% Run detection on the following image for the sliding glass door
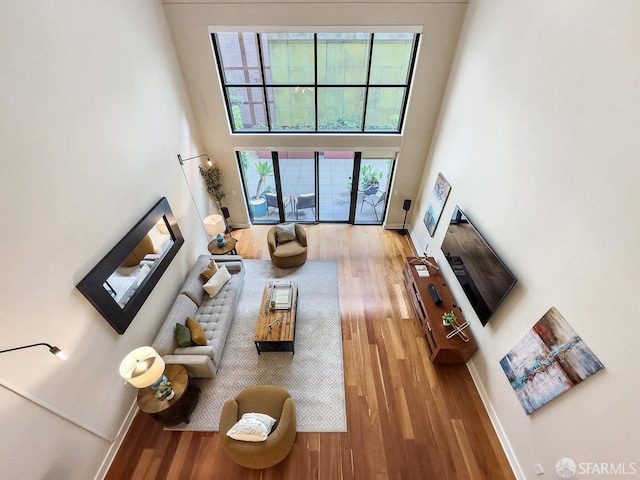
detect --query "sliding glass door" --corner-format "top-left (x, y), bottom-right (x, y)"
top-left (353, 153), bottom-right (394, 224)
top-left (319, 152), bottom-right (354, 222)
top-left (237, 150), bottom-right (394, 225)
top-left (279, 152), bottom-right (316, 223)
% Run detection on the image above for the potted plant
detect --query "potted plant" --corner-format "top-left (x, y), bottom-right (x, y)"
top-left (442, 311), bottom-right (457, 327)
top-left (250, 160), bottom-right (273, 217)
top-left (155, 380), bottom-right (174, 401)
top-left (199, 163), bottom-right (226, 211)
top-left (360, 164), bottom-right (383, 195)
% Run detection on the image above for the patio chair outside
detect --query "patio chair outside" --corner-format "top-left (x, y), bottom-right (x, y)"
top-left (265, 192), bottom-right (293, 218)
top-left (295, 193), bottom-right (316, 220)
top-left (361, 190), bottom-right (387, 221)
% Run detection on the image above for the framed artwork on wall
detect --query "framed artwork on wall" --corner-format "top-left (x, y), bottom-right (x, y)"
top-left (499, 307), bottom-right (604, 415)
top-left (423, 172), bottom-right (452, 236)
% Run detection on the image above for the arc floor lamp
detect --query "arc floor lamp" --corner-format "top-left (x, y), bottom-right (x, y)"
top-left (178, 152), bottom-right (212, 241)
top-left (0, 342), bottom-right (68, 361)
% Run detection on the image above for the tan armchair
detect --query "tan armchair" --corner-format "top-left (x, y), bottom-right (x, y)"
top-left (219, 385), bottom-right (297, 469)
top-left (267, 223), bottom-right (308, 268)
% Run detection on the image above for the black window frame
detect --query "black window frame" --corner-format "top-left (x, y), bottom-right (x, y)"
top-left (212, 32), bottom-right (420, 134)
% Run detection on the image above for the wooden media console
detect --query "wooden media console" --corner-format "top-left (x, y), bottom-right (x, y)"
top-left (403, 257), bottom-right (478, 364)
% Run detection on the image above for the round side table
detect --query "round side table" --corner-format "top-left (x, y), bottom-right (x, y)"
top-left (137, 364), bottom-right (200, 426)
top-left (207, 236), bottom-right (238, 255)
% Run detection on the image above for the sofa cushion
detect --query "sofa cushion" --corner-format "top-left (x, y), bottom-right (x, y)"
top-left (226, 413), bottom-right (276, 442)
top-left (175, 323), bottom-right (191, 347)
top-left (152, 294), bottom-right (198, 356)
top-left (186, 317), bottom-right (207, 346)
top-left (121, 235), bottom-right (155, 267)
top-left (181, 272), bottom-right (206, 306)
top-left (220, 260), bottom-right (243, 273)
top-left (200, 260), bottom-right (219, 281)
top-left (203, 266), bottom-right (231, 297)
top-left (194, 273), bottom-right (243, 368)
top-left (276, 223), bottom-right (297, 243)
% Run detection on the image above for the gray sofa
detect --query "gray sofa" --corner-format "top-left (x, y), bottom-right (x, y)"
top-left (152, 254), bottom-right (244, 378)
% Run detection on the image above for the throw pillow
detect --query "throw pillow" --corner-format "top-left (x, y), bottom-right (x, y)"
top-left (203, 265), bottom-right (231, 298)
top-left (175, 322), bottom-right (191, 347)
top-left (276, 223), bottom-right (297, 243)
top-left (186, 317), bottom-right (206, 346)
top-left (226, 412), bottom-right (277, 442)
top-left (199, 260), bottom-right (219, 282)
top-left (121, 235), bottom-right (155, 267)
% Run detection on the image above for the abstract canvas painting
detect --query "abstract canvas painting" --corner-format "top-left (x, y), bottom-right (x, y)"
top-left (423, 172), bottom-right (451, 236)
top-left (500, 307), bottom-right (604, 414)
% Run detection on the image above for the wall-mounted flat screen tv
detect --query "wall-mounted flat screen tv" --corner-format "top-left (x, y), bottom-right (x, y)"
top-left (441, 206), bottom-right (516, 326)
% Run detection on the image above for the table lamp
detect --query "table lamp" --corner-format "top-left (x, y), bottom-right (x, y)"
top-left (156, 218), bottom-right (170, 235)
top-left (203, 214), bottom-right (226, 247)
top-left (119, 346), bottom-right (167, 390)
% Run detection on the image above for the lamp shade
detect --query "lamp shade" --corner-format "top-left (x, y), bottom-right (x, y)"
top-left (203, 214), bottom-right (226, 236)
top-left (156, 219), bottom-right (169, 235)
top-left (119, 346), bottom-right (165, 388)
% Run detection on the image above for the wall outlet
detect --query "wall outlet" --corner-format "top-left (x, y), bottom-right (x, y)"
top-left (533, 464), bottom-right (544, 475)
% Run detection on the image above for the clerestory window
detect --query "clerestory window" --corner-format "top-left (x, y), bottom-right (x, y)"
top-left (211, 31), bottom-right (420, 134)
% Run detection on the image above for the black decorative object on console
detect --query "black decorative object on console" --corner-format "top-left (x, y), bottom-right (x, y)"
top-left (428, 284), bottom-right (443, 305)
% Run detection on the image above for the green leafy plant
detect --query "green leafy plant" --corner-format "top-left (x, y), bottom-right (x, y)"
top-left (442, 311), bottom-right (457, 327)
top-left (199, 164), bottom-right (226, 210)
top-left (229, 89), bottom-right (245, 130)
top-left (360, 164), bottom-right (383, 189)
top-left (319, 116), bottom-right (361, 131)
top-left (252, 160), bottom-right (274, 200)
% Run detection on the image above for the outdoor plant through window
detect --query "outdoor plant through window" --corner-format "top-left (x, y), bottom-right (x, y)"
top-left (212, 31), bottom-right (419, 133)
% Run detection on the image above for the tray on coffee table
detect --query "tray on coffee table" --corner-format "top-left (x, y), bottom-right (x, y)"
top-left (254, 281), bottom-right (298, 354)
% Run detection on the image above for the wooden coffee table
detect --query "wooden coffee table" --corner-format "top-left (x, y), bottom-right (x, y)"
top-left (254, 281), bottom-right (298, 354)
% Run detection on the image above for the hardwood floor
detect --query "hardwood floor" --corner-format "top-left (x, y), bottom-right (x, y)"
top-left (106, 225), bottom-right (514, 480)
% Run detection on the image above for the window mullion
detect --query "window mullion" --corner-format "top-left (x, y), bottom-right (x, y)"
top-left (256, 33), bottom-right (272, 132)
top-left (396, 33), bottom-right (420, 132)
top-left (314, 33), bottom-right (318, 132)
top-left (361, 33), bottom-right (375, 133)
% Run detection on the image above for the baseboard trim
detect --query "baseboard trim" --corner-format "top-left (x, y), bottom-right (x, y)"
top-left (230, 222), bottom-right (251, 230)
top-left (382, 223), bottom-right (406, 231)
top-left (94, 399), bottom-right (139, 480)
top-left (467, 362), bottom-right (525, 480)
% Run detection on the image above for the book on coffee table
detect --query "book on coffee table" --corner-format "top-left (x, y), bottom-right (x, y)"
top-left (270, 282), bottom-right (292, 309)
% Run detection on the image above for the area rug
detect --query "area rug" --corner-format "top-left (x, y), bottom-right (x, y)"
top-left (167, 259), bottom-right (347, 432)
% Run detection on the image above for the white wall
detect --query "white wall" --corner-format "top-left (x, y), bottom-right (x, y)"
top-left (0, 1), bottom-right (208, 478)
top-left (162, 0), bottom-right (467, 229)
top-left (410, 1), bottom-right (640, 478)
